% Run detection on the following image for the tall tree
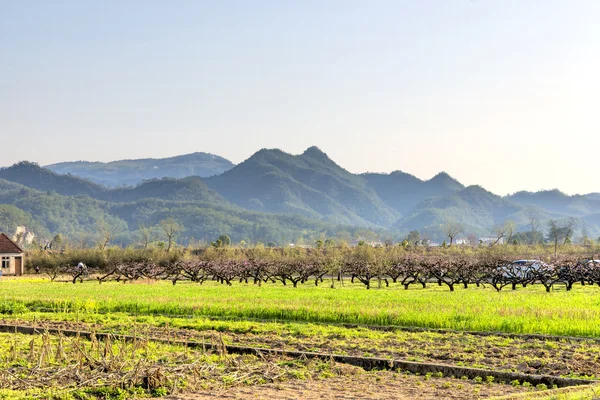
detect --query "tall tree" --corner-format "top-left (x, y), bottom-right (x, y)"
top-left (138, 224), bottom-right (153, 249)
top-left (406, 230), bottom-right (421, 246)
top-left (217, 234), bottom-right (231, 247)
top-left (526, 209), bottom-right (542, 245)
top-left (159, 217), bottom-right (183, 252)
top-left (547, 218), bottom-right (577, 256)
top-left (442, 220), bottom-right (463, 246)
top-left (562, 217), bottom-right (577, 245)
top-left (96, 218), bottom-right (118, 250)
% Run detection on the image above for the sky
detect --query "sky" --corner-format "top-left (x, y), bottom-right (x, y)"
top-left (1, 0), bottom-right (599, 196)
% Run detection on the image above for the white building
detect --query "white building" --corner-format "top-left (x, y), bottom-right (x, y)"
top-left (0, 233), bottom-right (25, 276)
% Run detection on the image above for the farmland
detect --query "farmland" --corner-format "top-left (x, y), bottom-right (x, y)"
top-left (4, 278), bottom-right (600, 337)
top-left (2, 243), bottom-right (600, 399)
top-left (1, 271), bottom-right (600, 399)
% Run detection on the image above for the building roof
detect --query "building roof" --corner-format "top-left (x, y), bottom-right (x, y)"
top-left (0, 233), bottom-right (23, 253)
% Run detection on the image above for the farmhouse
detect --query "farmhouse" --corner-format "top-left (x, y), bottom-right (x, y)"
top-left (0, 233), bottom-right (24, 276)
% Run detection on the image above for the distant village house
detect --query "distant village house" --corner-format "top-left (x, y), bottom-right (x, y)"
top-left (0, 233), bottom-right (25, 276)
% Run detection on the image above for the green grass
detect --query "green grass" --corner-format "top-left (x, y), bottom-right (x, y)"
top-left (6, 309), bottom-right (600, 379)
top-left (2, 278), bottom-right (600, 337)
top-left (492, 384), bottom-right (600, 399)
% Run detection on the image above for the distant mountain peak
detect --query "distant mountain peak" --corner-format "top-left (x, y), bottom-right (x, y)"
top-left (45, 152), bottom-right (234, 187)
top-left (389, 170), bottom-right (422, 181)
top-left (510, 189), bottom-right (568, 198)
top-left (430, 171), bottom-right (451, 180)
top-left (4, 161), bottom-right (41, 171)
top-left (427, 171), bottom-right (463, 189)
top-left (463, 184), bottom-right (486, 191)
top-left (541, 189), bottom-right (567, 196)
top-left (302, 146), bottom-right (327, 156)
top-left (0, 161), bottom-right (106, 197)
top-left (461, 185), bottom-right (495, 197)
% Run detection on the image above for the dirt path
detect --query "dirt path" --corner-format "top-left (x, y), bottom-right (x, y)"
top-left (155, 372), bottom-right (530, 400)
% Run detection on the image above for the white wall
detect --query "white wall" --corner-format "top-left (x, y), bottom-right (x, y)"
top-left (0, 253), bottom-right (23, 275)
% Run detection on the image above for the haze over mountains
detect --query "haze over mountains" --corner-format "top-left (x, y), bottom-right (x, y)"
top-left (1, 146), bottom-right (600, 245)
top-left (46, 153), bottom-right (234, 187)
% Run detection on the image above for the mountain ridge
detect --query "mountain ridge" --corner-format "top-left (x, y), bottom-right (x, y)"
top-left (205, 147), bottom-right (401, 227)
top-left (45, 152), bottom-right (234, 187)
top-left (2, 146), bottom-right (600, 244)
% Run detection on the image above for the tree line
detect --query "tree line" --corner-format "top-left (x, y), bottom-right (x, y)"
top-left (28, 245), bottom-right (600, 292)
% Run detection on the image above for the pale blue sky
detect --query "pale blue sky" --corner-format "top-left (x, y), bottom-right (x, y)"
top-left (1, 1), bottom-right (599, 195)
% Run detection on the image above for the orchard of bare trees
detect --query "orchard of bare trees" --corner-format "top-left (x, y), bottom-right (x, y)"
top-left (28, 245), bottom-right (600, 292)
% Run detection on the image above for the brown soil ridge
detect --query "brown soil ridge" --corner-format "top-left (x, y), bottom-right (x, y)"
top-left (0, 322), bottom-right (593, 389)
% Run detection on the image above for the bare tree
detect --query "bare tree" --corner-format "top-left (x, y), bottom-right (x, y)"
top-left (547, 218), bottom-right (577, 256)
top-left (548, 219), bottom-right (561, 256)
top-left (505, 220), bottom-right (516, 244)
top-left (160, 217), bottom-right (183, 252)
top-left (97, 219), bottom-right (118, 250)
top-left (491, 221), bottom-right (510, 246)
top-left (526, 209), bottom-right (541, 244)
top-left (442, 220), bottom-right (463, 246)
top-left (138, 224), bottom-right (153, 249)
top-left (581, 220), bottom-right (592, 246)
top-left (562, 217), bottom-right (577, 245)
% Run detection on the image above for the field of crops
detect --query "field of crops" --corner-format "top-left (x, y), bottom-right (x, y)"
top-left (1, 275), bottom-right (600, 398)
top-left (4, 278), bottom-right (600, 337)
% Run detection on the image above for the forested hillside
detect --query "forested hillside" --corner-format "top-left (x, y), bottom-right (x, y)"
top-left (2, 147), bottom-right (600, 246)
top-left (362, 171), bottom-right (464, 215)
top-left (46, 152), bottom-right (234, 187)
top-left (205, 147), bottom-right (400, 227)
top-left (396, 186), bottom-right (549, 237)
top-left (0, 177), bottom-right (376, 247)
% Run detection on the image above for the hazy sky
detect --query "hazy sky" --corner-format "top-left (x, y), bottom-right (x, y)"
top-left (1, 1), bottom-right (599, 195)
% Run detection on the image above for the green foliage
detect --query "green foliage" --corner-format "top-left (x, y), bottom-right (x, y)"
top-left (0, 178), bottom-right (125, 244)
top-left (363, 171), bottom-right (463, 215)
top-left (0, 178), bottom-right (379, 246)
top-left (205, 147), bottom-right (400, 227)
top-left (0, 204), bottom-right (46, 237)
top-left (396, 186), bottom-right (546, 241)
top-left (218, 235), bottom-right (231, 246)
top-left (4, 152), bottom-right (600, 247)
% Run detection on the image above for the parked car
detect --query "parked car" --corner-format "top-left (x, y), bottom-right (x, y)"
top-left (497, 260), bottom-right (549, 280)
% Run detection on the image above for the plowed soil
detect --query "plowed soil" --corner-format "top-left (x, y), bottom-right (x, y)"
top-left (6, 317), bottom-right (600, 379)
top-left (153, 372), bottom-right (531, 399)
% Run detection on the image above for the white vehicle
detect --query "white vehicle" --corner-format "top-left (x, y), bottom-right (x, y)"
top-left (497, 260), bottom-right (549, 280)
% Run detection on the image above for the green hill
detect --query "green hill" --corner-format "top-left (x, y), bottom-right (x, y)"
top-left (0, 178), bottom-right (125, 241)
top-left (395, 185), bottom-right (548, 239)
top-left (205, 147), bottom-right (400, 227)
top-left (0, 162), bottom-right (108, 198)
top-left (362, 171), bottom-right (464, 215)
top-left (46, 152), bottom-right (234, 187)
top-left (106, 176), bottom-right (227, 204)
top-left (4, 147), bottom-right (600, 245)
top-left (507, 190), bottom-right (600, 216)
top-left (0, 163), bottom-right (227, 205)
top-left (0, 178), bottom-right (374, 246)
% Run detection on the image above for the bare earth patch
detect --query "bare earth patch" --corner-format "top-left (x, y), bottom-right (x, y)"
top-left (156, 371), bottom-right (534, 400)
top-left (6, 317), bottom-right (600, 379)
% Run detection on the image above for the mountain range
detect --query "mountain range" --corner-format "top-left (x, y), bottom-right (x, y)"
top-left (1, 146), bottom-right (600, 245)
top-left (46, 152), bottom-right (234, 187)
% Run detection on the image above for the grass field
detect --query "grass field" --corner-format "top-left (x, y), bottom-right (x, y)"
top-left (1, 277), bottom-right (599, 399)
top-left (2, 278), bottom-right (600, 337)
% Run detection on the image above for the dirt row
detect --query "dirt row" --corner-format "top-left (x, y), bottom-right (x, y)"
top-left (4, 317), bottom-right (599, 380)
top-left (0, 320), bottom-right (594, 389)
top-left (150, 372), bottom-right (550, 400)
